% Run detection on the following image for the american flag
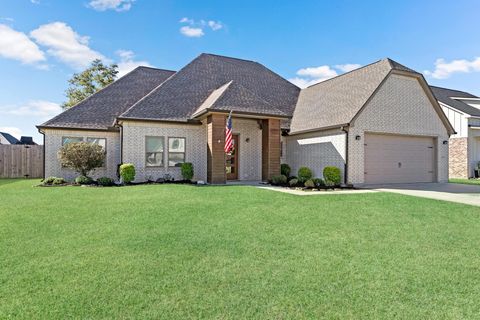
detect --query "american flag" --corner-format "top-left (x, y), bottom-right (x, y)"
top-left (224, 111), bottom-right (233, 153)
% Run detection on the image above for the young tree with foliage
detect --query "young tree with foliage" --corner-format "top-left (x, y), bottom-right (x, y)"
top-left (62, 59), bottom-right (118, 109)
top-left (58, 142), bottom-right (106, 177)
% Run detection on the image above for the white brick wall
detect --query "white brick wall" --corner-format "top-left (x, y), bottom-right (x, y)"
top-left (44, 129), bottom-right (121, 181)
top-left (232, 118), bottom-right (262, 180)
top-left (286, 129), bottom-right (346, 180)
top-left (122, 120), bottom-right (207, 182)
top-left (348, 73), bottom-right (449, 184)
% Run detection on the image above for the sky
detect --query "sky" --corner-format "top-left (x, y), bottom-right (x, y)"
top-left (1, 0), bottom-right (480, 143)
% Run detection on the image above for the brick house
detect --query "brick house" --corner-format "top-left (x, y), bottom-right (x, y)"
top-left (432, 86), bottom-right (480, 178)
top-left (38, 54), bottom-right (454, 185)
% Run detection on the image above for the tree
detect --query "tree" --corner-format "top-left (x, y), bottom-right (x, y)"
top-left (62, 59), bottom-right (118, 109)
top-left (58, 142), bottom-right (106, 177)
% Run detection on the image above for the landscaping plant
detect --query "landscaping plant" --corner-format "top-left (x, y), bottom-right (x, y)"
top-left (297, 166), bottom-right (313, 183)
top-left (97, 177), bottom-right (114, 186)
top-left (75, 175), bottom-right (94, 185)
top-left (271, 175), bottom-right (287, 186)
top-left (280, 164), bottom-right (291, 177)
top-left (323, 166), bottom-right (341, 187)
top-left (58, 142), bottom-right (105, 177)
top-left (119, 163), bottom-right (136, 184)
top-left (181, 162), bottom-right (194, 181)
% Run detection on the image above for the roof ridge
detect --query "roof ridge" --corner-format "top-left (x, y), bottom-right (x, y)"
top-left (136, 65), bottom-right (176, 73)
top-left (201, 53), bottom-right (257, 64)
top-left (304, 59), bottom-right (386, 90)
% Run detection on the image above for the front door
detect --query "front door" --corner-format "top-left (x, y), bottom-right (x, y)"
top-left (226, 134), bottom-right (239, 180)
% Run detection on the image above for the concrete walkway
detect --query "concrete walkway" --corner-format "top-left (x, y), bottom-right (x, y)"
top-left (367, 183), bottom-right (480, 207)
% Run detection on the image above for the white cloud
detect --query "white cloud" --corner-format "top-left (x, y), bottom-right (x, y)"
top-left (335, 63), bottom-right (361, 73)
top-left (424, 57), bottom-right (480, 79)
top-left (0, 24), bottom-right (46, 65)
top-left (289, 63), bottom-right (361, 88)
top-left (0, 127), bottom-right (22, 139)
top-left (0, 100), bottom-right (62, 119)
top-left (179, 17), bottom-right (223, 37)
top-left (297, 66), bottom-right (338, 79)
top-left (180, 26), bottom-right (204, 38)
top-left (208, 20), bottom-right (223, 31)
top-left (30, 0), bottom-right (40, 4)
top-left (116, 50), bottom-right (153, 78)
top-left (88, 0), bottom-right (134, 12)
top-left (30, 22), bottom-right (105, 69)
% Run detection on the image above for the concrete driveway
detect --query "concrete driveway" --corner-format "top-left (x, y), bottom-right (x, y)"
top-left (367, 183), bottom-right (480, 207)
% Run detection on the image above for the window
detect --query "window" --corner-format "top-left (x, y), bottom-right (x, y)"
top-left (87, 137), bottom-right (106, 150)
top-left (62, 137), bottom-right (83, 145)
top-left (146, 136), bottom-right (164, 167)
top-left (168, 137), bottom-right (186, 167)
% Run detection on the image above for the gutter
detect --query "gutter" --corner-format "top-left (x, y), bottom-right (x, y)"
top-left (341, 125), bottom-right (349, 185)
top-left (37, 127), bottom-right (46, 180)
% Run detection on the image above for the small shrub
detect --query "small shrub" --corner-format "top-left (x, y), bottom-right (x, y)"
top-left (181, 162), bottom-right (194, 181)
top-left (52, 177), bottom-right (65, 185)
top-left (288, 175), bottom-right (297, 182)
top-left (75, 175), bottom-right (93, 185)
top-left (271, 174), bottom-right (287, 185)
top-left (304, 179), bottom-right (315, 188)
top-left (297, 166), bottom-right (313, 183)
top-left (43, 176), bottom-right (57, 185)
top-left (119, 163), bottom-right (136, 184)
top-left (280, 164), bottom-right (291, 177)
top-left (289, 178), bottom-right (299, 187)
top-left (97, 177), bottom-right (114, 186)
top-left (313, 178), bottom-right (325, 188)
top-left (57, 142), bottom-right (105, 176)
top-left (323, 166), bottom-right (342, 187)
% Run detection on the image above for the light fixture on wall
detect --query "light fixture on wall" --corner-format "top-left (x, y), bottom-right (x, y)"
top-left (355, 135), bottom-right (361, 140)
top-left (443, 140), bottom-right (448, 145)
top-left (217, 139), bottom-right (221, 144)
top-left (245, 137), bottom-right (250, 143)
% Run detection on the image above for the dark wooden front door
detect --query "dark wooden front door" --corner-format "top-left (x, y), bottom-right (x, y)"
top-left (226, 134), bottom-right (239, 180)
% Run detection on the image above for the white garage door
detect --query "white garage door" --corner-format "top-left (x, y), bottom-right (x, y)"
top-left (364, 133), bottom-right (435, 184)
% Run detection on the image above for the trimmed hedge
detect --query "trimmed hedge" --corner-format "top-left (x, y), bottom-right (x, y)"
top-left (323, 166), bottom-right (342, 187)
top-left (119, 163), bottom-right (136, 184)
top-left (181, 162), bottom-right (194, 181)
top-left (297, 167), bottom-right (313, 183)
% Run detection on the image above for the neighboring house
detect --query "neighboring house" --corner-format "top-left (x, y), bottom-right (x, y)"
top-left (0, 132), bottom-right (20, 145)
top-left (431, 86), bottom-right (480, 178)
top-left (17, 136), bottom-right (37, 145)
top-left (38, 54), bottom-right (454, 185)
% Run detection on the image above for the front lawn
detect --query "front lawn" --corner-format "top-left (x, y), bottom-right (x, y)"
top-left (1, 179), bottom-right (480, 319)
top-left (450, 178), bottom-right (480, 185)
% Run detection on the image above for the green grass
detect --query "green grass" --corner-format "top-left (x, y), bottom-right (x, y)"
top-left (450, 178), bottom-right (480, 185)
top-left (1, 179), bottom-right (480, 319)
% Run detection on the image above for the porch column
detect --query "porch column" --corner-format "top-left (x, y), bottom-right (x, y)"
top-left (262, 118), bottom-right (281, 181)
top-left (207, 114), bottom-right (226, 184)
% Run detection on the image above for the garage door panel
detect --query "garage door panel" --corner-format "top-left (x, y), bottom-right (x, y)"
top-left (364, 133), bottom-right (435, 184)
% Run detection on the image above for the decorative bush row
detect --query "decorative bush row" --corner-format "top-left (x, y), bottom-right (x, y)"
top-left (273, 164), bottom-right (342, 189)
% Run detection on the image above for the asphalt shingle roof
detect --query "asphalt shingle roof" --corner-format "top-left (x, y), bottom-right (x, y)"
top-left (430, 86), bottom-right (480, 117)
top-left (120, 53), bottom-right (299, 122)
top-left (39, 67), bottom-right (175, 130)
top-left (0, 132), bottom-right (20, 144)
top-left (290, 58), bottom-right (420, 134)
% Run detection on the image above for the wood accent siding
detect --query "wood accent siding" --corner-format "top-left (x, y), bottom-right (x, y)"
top-left (207, 114), bottom-right (226, 184)
top-left (262, 119), bottom-right (281, 180)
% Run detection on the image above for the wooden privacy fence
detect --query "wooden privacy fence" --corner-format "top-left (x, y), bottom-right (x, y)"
top-left (0, 145), bottom-right (44, 178)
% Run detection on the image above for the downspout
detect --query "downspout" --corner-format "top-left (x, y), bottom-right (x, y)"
top-left (341, 126), bottom-right (349, 185)
top-left (38, 128), bottom-right (46, 180)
